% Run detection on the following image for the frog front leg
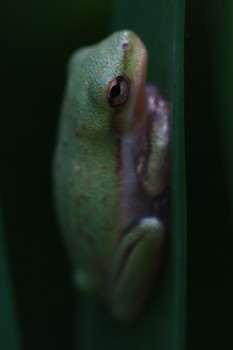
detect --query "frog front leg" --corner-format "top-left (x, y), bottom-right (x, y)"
top-left (136, 85), bottom-right (170, 197)
top-left (109, 217), bottom-right (165, 321)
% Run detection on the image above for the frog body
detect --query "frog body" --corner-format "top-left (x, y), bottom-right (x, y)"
top-left (53, 30), bottom-right (170, 320)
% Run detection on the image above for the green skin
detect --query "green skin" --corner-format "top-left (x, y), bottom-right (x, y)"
top-left (53, 30), bottom-right (170, 320)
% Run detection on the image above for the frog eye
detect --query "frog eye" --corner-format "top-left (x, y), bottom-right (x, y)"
top-left (107, 76), bottom-right (130, 108)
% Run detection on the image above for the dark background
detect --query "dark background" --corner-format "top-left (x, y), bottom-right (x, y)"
top-left (1, 1), bottom-right (232, 350)
top-left (1, 1), bottom-right (110, 349)
top-left (185, 2), bottom-right (233, 349)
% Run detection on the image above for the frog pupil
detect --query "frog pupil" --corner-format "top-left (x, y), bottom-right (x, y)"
top-left (111, 84), bottom-right (121, 98)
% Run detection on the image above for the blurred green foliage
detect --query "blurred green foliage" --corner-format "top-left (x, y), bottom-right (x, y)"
top-left (0, 0), bottom-right (232, 350)
top-left (0, 212), bottom-right (21, 350)
top-left (75, 1), bottom-right (186, 350)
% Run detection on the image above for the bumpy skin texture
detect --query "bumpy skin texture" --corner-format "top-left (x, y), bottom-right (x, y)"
top-left (53, 31), bottom-right (170, 320)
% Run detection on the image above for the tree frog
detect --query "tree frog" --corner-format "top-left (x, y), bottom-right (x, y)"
top-left (53, 30), bottom-right (170, 321)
